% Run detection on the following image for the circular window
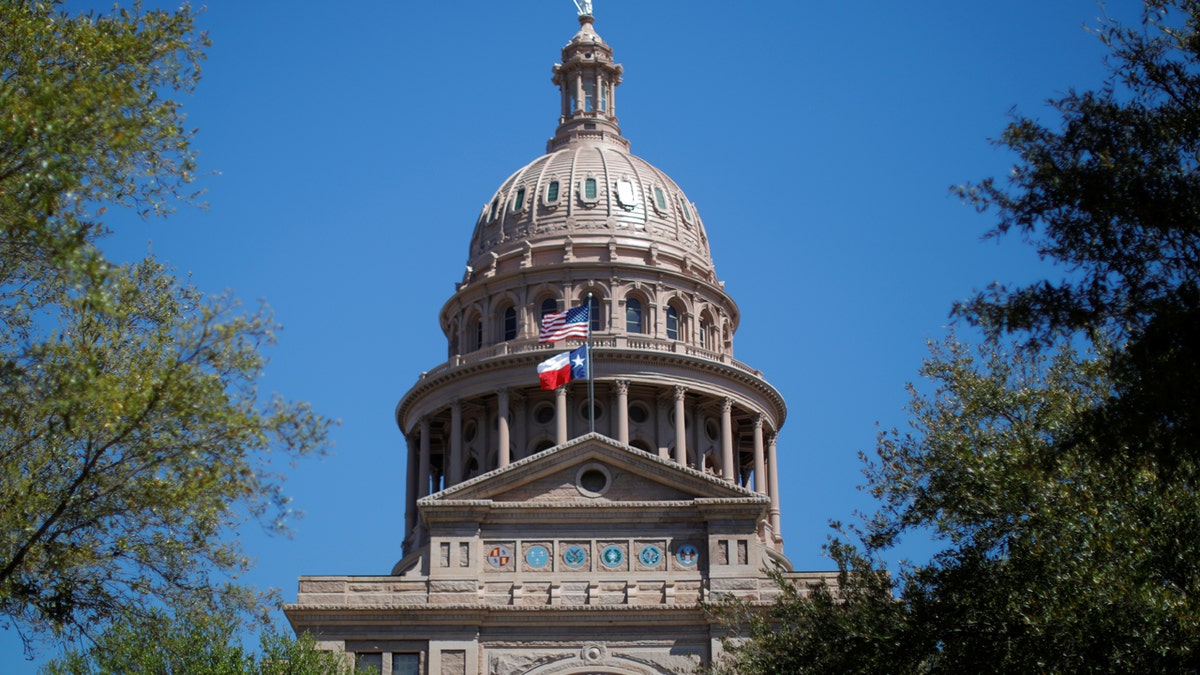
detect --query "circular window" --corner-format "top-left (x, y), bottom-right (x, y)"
top-left (534, 404), bottom-right (554, 425)
top-left (628, 403), bottom-right (649, 424)
top-left (705, 418), bottom-right (719, 442)
top-left (575, 463), bottom-right (612, 497)
top-left (578, 399), bottom-right (605, 421)
top-left (629, 439), bottom-right (653, 454)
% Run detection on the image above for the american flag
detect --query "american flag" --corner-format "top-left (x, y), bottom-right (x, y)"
top-left (539, 304), bottom-right (589, 343)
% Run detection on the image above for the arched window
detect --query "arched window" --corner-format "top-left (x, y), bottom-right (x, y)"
top-left (625, 297), bottom-right (643, 334)
top-left (467, 316), bottom-right (482, 352)
top-left (540, 298), bottom-right (558, 320)
top-left (666, 305), bottom-right (679, 340)
top-left (502, 306), bottom-right (517, 341)
top-left (699, 318), bottom-right (709, 349)
top-left (585, 294), bottom-right (603, 332)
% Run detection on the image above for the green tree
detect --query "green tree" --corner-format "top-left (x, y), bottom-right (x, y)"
top-left (711, 1), bottom-right (1200, 671)
top-left (713, 338), bottom-right (1200, 673)
top-left (41, 589), bottom-right (367, 675)
top-left (0, 1), bottom-right (331, 645)
top-left (954, 0), bottom-right (1200, 470)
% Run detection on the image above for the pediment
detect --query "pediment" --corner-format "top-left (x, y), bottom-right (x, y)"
top-left (421, 433), bottom-right (764, 507)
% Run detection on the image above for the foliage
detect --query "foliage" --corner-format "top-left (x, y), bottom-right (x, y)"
top-left (40, 589), bottom-right (368, 675)
top-left (711, 338), bottom-right (1200, 673)
top-left (0, 0), bottom-right (332, 647)
top-left (953, 0), bottom-right (1200, 469)
top-left (711, 1), bottom-right (1200, 671)
top-left (0, 0), bottom-right (206, 305)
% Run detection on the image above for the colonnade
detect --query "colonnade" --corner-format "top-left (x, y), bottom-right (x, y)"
top-left (402, 381), bottom-right (784, 548)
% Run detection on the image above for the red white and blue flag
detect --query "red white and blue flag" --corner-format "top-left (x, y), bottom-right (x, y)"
top-left (537, 345), bottom-right (588, 390)
top-left (539, 304), bottom-right (589, 343)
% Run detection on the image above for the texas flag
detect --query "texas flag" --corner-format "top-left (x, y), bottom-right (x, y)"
top-left (537, 345), bottom-right (588, 390)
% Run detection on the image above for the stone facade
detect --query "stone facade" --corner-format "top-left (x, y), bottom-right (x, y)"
top-left (285, 7), bottom-right (833, 674)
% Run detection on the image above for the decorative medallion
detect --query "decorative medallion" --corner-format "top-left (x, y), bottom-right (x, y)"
top-left (638, 544), bottom-right (663, 567)
top-left (562, 545), bottom-right (587, 568)
top-left (487, 544), bottom-right (512, 568)
top-left (676, 544), bottom-right (699, 567)
top-left (601, 545), bottom-right (624, 568)
top-left (525, 545), bottom-right (549, 569)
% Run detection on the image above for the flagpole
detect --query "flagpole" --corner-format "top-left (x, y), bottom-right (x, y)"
top-left (587, 292), bottom-right (595, 434)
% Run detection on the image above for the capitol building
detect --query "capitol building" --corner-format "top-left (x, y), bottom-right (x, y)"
top-left (286, 5), bottom-right (831, 673)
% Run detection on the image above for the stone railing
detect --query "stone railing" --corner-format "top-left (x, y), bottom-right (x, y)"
top-left (293, 574), bottom-right (807, 609)
top-left (418, 337), bottom-right (763, 381)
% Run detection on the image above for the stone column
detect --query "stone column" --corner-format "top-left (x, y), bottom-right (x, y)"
top-left (497, 389), bottom-right (511, 468)
top-left (673, 386), bottom-right (687, 465)
top-left (449, 400), bottom-right (463, 486)
top-left (575, 73), bottom-right (584, 113)
top-left (721, 398), bottom-right (735, 482)
top-left (418, 417), bottom-right (431, 497)
top-left (767, 432), bottom-right (782, 533)
top-left (512, 394), bottom-right (526, 461)
top-left (556, 387), bottom-right (568, 445)
top-left (656, 395), bottom-right (669, 460)
top-left (752, 414), bottom-right (766, 494)
top-left (404, 434), bottom-right (417, 538)
top-left (615, 380), bottom-right (629, 445)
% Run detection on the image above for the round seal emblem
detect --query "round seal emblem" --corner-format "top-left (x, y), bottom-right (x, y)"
top-left (487, 544), bottom-right (512, 568)
top-left (525, 544), bottom-right (549, 569)
top-left (675, 543), bottom-right (699, 567)
top-left (562, 545), bottom-right (587, 568)
top-left (638, 544), bottom-right (662, 567)
top-left (601, 545), bottom-right (624, 568)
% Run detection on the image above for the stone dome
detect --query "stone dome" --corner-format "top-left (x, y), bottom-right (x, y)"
top-left (461, 13), bottom-right (717, 288)
top-left (465, 140), bottom-right (715, 285)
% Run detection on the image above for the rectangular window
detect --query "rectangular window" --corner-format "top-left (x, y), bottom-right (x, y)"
top-left (513, 187), bottom-right (525, 211)
top-left (654, 187), bottom-right (667, 211)
top-left (615, 180), bottom-right (637, 208)
top-left (584, 177), bottom-right (597, 200)
top-left (356, 653), bottom-right (382, 674)
top-left (547, 180), bottom-right (560, 202)
top-left (583, 79), bottom-right (596, 112)
top-left (392, 653), bottom-right (420, 675)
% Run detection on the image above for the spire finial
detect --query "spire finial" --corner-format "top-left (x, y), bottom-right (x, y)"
top-left (573, 0), bottom-right (593, 18)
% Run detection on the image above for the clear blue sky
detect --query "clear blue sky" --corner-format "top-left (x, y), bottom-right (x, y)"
top-left (6, 0), bottom-right (1124, 669)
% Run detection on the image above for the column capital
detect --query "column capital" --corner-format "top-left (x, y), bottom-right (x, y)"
top-left (721, 397), bottom-right (733, 413)
top-left (673, 384), bottom-right (687, 401)
top-left (615, 379), bottom-right (629, 396)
